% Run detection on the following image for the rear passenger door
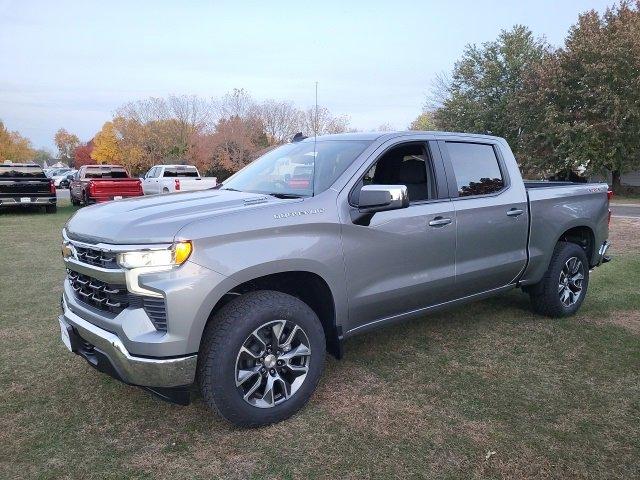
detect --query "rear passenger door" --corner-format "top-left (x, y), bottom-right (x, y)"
top-left (439, 140), bottom-right (529, 298)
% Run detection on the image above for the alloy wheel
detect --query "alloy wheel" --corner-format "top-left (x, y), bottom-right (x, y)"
top-left (558, 256), bottom-right (584, 307)
top-left (235, 320), bottom-right (311, 408)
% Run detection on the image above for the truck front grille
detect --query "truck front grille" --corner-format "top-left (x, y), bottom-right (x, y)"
top-left (73, 245), bottom-right (119, 269)
top-left (67, 270), bottom-right (167, 332)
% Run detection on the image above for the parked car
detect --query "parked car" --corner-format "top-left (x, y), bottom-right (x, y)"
top-left (0, 162), bottom-right (57, 213)
top-left (69, 165), bottom-right (143, 206)
top-left (45, 167), bottom-right (73, 178)
top-left (58, 131), bottom-right (611, 427)
top-left (142, 165), bottom-right (217, 195)
top-left (53, 169), bottom-right (77, 188)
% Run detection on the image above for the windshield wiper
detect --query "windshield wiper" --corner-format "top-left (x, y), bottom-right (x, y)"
top-left (218, 187), bottom-right (242, 192)
top-left (266, 193), bottom-right (307, 199)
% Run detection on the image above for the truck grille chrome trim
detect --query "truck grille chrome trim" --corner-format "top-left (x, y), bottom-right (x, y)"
top-left (67, 269), bottom-right (168, 332)
top-left (74, 245), bottom-right (119, 269)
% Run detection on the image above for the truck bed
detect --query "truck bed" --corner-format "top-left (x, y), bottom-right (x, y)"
top-left (520, 181), bottom-right (610, 285)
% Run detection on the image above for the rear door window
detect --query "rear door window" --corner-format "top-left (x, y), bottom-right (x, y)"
top-left (446, 142), bottom-right (504, 197)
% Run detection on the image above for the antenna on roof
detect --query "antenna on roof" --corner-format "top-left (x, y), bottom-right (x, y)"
top-left (312, 81), bottom-right (318, 197)
top-left (314, 81), bottom-right (318, 139)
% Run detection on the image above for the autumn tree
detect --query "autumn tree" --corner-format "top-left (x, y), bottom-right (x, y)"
top-left (91, 122), bottom-right (121, 164)
top-left (0, 121), bottom-right (35, 161)
top-left (54, 128), bottom-right (80, 163)
top-left (32, 149), bottom-right (55, 166)
top-left (209, 115), bottom-right (268, 174)
top-left (73, 140), bottom-right (96, 167)
top-left (408, 111), bottom-right (437, 131)
top-left (431, 26), bottom-right (548, 159)
top-left (520, 1), bottom-right (640, 190)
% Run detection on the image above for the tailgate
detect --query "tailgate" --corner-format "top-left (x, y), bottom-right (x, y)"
top-left (91, 179), bottom-right (142, 197)
top-left (179, 178), bottom-right (217, 191)
top-left (0, 178), bottom-right (52, 197)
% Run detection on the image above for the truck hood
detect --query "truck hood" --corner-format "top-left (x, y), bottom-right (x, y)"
top-left (65, 189), bottom-right (281, 244)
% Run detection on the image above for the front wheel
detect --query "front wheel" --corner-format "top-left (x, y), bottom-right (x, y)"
top-left (529, 241), bottom-right (589, 317)
top-left (197, 290), bottom-right (326, 427)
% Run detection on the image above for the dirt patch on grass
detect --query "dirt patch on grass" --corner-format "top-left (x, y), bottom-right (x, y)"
top-left (609, 217), bottom-right (640, 254)
top-left (579, 310), bottom-right (640, 335)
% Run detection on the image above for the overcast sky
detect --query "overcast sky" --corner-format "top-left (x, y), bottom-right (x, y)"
top-left (0, 0), bottom-right (613, 151)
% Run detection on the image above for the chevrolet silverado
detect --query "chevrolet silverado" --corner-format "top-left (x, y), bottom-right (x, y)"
top-left (70, 165), bottom-right (143, 206)
top-left (141, 165), bottom-right (217, 195)
top-left (0, 162), bottom-right (57, 213)
top-left (58, 131), bottom-right (611, 427)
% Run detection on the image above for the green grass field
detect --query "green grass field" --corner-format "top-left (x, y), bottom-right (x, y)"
top-left (1, 204), bottom-right (638, 479)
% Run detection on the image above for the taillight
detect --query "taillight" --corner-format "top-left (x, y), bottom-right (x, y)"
top-left (49, 180), bottom-right (56, 194)
top-left (89, 181), bottom-right (96, 196)
top-left (175, 178), bottom-right (181, 191)
top-left (607, 189), bottom-right (614, 201)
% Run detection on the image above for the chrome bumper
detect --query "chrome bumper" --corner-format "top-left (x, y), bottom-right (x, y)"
top-left (0, 196), bottom-right (56, 205)
top-left (59, 299), bottom-right (197, 388)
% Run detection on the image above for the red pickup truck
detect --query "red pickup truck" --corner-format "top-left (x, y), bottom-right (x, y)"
top-left (70, 165), bottom-right (142, 206)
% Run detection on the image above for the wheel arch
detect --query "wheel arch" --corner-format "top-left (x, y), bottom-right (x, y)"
top-left (557, 224), bottom-right (595, 265)
top-left (202, 270), bottom-right (343, 359)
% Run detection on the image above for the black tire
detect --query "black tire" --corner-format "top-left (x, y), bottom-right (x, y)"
top-left (197, 290), bottom-right (326, 427)
top-left (529, 241), bottom-right (590, 318)
top-left (45, 204), bottom-right (57, 214)
top-left (82, 191), bottom-right (90, 206)
top-left (71, 196), bottom-right (80, 206)
top-left (162, 187), bottom-right (169, 194)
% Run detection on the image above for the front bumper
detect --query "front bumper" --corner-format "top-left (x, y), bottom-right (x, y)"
top-left (59, 296), bottom-right (197, 393)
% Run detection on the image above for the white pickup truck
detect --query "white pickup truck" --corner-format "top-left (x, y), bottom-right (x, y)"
top-left (141, 165), bottom-right (217, 195)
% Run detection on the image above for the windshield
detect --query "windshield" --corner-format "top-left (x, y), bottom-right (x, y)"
top-left (222, 140), bottom-right (370, 197)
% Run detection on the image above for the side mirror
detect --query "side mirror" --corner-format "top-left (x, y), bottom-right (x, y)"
top-left (358, 184), bottom-right (409, 213)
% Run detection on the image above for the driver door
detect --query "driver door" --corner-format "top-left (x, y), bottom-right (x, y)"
top-left (340, 140), bottom-right (457, 333)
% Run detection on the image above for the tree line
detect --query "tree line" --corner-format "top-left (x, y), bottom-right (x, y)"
top-left (413, 1), bottom-right (640, 192)
top-left (49, 89), bottom-right (351, 178)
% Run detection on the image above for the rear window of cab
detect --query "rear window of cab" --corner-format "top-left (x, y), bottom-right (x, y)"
top-left (84, 167), bottom-right (129, 179)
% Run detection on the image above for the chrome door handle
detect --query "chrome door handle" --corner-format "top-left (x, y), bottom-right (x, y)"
top-left (507, 208), bottom-right (524, 217)
top-left (429, 217), bottom-right (452, 227)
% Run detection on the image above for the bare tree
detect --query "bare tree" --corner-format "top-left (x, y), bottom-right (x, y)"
top-left (214, 88), bottom-right (257, 121)
top-left (298, 106), bottom-right (350, 136)
top-left (257, 100), bottom-right (301, 144)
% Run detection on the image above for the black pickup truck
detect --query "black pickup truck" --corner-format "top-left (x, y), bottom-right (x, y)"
top-left (0, 163), bottom-right (57, 213)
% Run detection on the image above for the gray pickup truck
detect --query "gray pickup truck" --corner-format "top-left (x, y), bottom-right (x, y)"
top-left (58, 131), bottom-right (611, 426)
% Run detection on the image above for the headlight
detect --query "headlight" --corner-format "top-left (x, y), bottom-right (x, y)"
top-left (117, 241), bottom-right (192, 269)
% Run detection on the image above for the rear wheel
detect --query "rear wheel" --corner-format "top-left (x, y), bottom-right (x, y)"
top-left (197, 290), bottom-right (325, 427)
top-left (529, 241), bottom-right (589, 317)
top-left (162, 187), bottom-right (169, 193)
top-left (45, 204), bottom-right (57, 214)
